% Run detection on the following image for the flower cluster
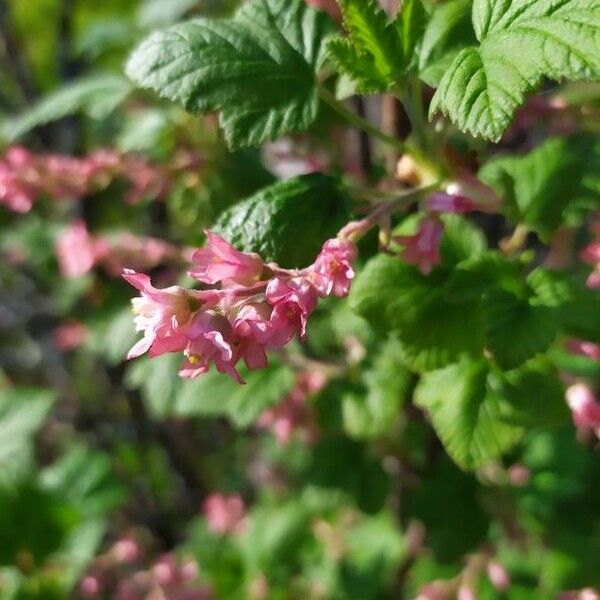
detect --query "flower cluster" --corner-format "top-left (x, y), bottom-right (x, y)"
top-left (56, 219), bottom-right (187, 278)
top-left (566, 383), bottom-right (600, 440)
top-left (258, 371), bottom-right (325, 445)
top-left (80, 547), bottom-right (210, 600)
top-left (123, 231), bottom-right (357, 383)
top-left (202, 493), bottom-right (247, 536)
top-left (0, 146), bottom-right (181, 213)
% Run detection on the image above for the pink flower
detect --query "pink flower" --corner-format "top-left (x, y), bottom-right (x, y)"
top-left (581, 241), bottom-right (600, 266)
top-left (587, 269), bottom-right (600, 289)
top-left (566, 383), bottom-right (600, 433)
top-left (487, 560), bottom-right (510, 592)
top-left (313, 238), bottom-right (357, 298)
top-left (507, 463), bottom-right (531, 487)
top-left (266, 277), bottom-right (319, 345)
top-left (180, 311), bottom-right (241, 382)
top-left (566, 339), bottom-right (600, 361)
top-left (52, 320), bottom-right (88, 350)
top-left (425, 192), bottom-right (477, 214)
top-left (123, 269), bottom-right (192, 359)
top-left (189, 231), bottom-right (263, 285)
top-left (202, 493), bottom-right (246, 536)
top-left (55, 220), bottom-right (103, 278)
top-left (233, 303), bottom-right (271, 370)
top-left (394, 217), bottom-right (444, 275)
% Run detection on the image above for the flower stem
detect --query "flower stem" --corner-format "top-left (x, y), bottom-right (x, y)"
top-left (318, 86), bottom-right (404, 151)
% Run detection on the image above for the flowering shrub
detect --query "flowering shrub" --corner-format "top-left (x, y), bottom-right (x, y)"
top-left (1, 0), bottom-right (600, 599)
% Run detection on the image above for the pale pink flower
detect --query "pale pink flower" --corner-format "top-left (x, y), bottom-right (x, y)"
top-left (415, 581), bottom-right (450, 600)
top-left (233, 303), bottom-right (271, 370)
top-left (566, 383), bottom-right (600, 433)
top-left (266, 277), bottom-right (319, 345)
top-left (457, 586), bottom-right (476, 600)
top-left (122, 269), bottom-right (192, 359)
top-left (394, 217), bottom-right (444, 275)
top-left (111, 535), bottom-right (141, 563)
top-left (79, 574), bottom-right (103, 599)
top-left (425, 192), bottom-right (477, 214)
top-left (566, 339), bottom-right (600, 361)
top-left (52, 320), bottom-right (88, 350)
top-left (587, 268), bottom-right (600, 290)
top-left (507, 463), bottom-right (531, 487)
top-left (55, 219), bottom-right (101, 278)
top-left (189, 231), bottom-right (263, 285)
top-left (202, 493), bottom-right (246, 536)
top-left (180, 311), bottom-right (241, 382)
top-left (313, 238), bottom-right (357, 297)
top-left (487, 560), bottom-right (510, 591)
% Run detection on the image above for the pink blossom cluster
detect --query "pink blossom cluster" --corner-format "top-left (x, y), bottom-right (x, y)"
top-left (0, 146), bottom-right (173, 213)
top-left (56, 219), bottom-right (186, 278)
top-left (566, 383), bottom-right (600, 440)
top-left (123, 231), bottom-right (357, 383)
top-left (79, 534), bottom-right (210, 600)
top-left (258, 371), bottom-right (325, 445)
top-left (80, 549), bottom-right (210, 600)
top-left (202, 493), bottom-right (247, 536)
top-left (52, 320), bottom-right (89, 350)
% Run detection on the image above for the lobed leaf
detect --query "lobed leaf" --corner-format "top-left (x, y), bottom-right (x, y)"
top-left (429, 0), bottom-right (600, 140)
top-left (126, 0), bottom-right (335, 148)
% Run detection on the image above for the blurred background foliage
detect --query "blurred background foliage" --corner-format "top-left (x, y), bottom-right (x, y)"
top-left (0, 0), bottom-right (599, 599)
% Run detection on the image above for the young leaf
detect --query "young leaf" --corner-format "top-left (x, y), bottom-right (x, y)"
top-left (414, 359), bottom-right (524, 470)
top-left (126, 0), bottom-right (335, 149)
top-left (327, 0), bottom-right (426, 93)
top-left (479, 135), bottom-right (600, 239)
top-left (429, 0), bottom-right (600, 141)
top-left (212, 173), bottom-right (352, 268)
top-left (484, 289), bottom-right (560, 370)
top-left (418, 0), bottom-right (476, 86)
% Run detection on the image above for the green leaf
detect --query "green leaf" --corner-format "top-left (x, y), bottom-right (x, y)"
top-left (0, 388), bottom-right (55, 484)
top-left (491, 358), bottom-right (570, 427)
top-left (414, 359), bottom-right (524, 470)
top-left (429, 0), bottom-right (600, 140)
top-left (343, 336), bottom-right (412, 439)
top-left (479, 135), bottom-right (600, 239)
top-left (444, 252), bottom-right (521, 302)
top-left (528, 267), bottom-right (600, 343)
top-left (126, 0), bottom-right (335, 149)
top-left (484, 289), bottom-right (560, 370)
top-left (213, 173), bottom-right (352, 268)
top-left (349, 255), bottom-right (485, 372)
top-left (327, 0), bottom-right (426, 93)
top-left (2, 75), bottom-right (132, 141)
top-left (418, 0), bottom-right (476, 86)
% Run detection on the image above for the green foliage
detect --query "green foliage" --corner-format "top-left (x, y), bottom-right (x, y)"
top-left (429, 0), bottom-right (600, 140)
top-left (0, 389), bottom-right (55, 484)
top-left (418, 0), bottom-right (476, 86)
top-left (484, 289), bottom-right (560, 370)
top-left (2, 75), bottom-right (132, 141)
top-left (350, 216), bottom-right (488, 372)
top-left (342, 336), bottom-right (412, 439)
top-left (327, 0), bottom-right (426, 93)
top-left (126, 0), bottom-right (335, 148)
top-left (213, 173), bottom-right (352, 267)
top-left (479, 135), bottom-right (600, 239)
top-left (414, 359), bottom-right (524, 469)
